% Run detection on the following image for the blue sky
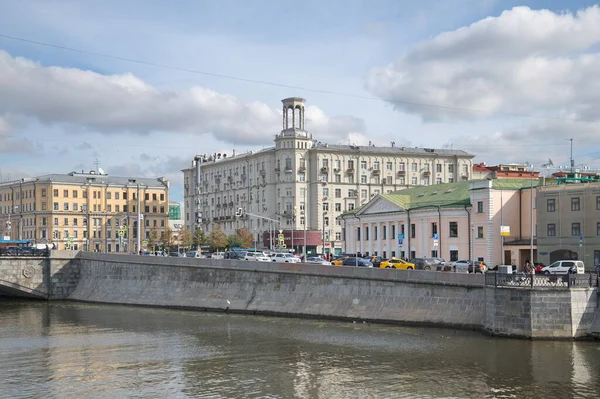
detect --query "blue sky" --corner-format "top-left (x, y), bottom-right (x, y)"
top-left (1, 0), bottom-right (600, 202)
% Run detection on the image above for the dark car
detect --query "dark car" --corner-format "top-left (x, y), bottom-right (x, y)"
top-left (363, 255), bottom-right (384, 267)
top-left (225, 251), bottom-right (246, 260)
top-left (410, 258), bottom-right (438, 271)
top-left (342, 257), bottom-right (373, 267)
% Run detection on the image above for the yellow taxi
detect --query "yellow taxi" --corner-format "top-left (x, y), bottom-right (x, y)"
top-left (380, 258), bottom-right (415, 270)
top-left (331, 256), bottom-right (347, 266)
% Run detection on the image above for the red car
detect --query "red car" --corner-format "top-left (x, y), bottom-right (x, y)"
top-left (534, 262), bottom-right (545, 273)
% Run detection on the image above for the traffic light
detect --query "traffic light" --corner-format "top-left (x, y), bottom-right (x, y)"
top-left (235, 207), bottom-right (244, 217)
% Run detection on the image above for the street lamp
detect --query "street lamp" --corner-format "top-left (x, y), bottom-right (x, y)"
top-left (529, 164), bottom-right (535, 267)
top-left (322, 211), bottom-right (328, 258)
top-left (128, 179), bottom-right (143, 254)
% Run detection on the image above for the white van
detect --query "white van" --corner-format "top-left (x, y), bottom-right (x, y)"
top-left (540, 260), bottom-right (584, 275)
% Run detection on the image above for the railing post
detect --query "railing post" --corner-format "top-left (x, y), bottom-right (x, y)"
top-left (530, 273), bottom-right (534, 289)
top-left (494, 272), bottom-right (498, 287)
top-left (590, 273), bottom-right (593, 288)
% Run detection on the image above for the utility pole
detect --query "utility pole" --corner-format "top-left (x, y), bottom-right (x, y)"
top-left (137, 182), bottom-right (141, 254)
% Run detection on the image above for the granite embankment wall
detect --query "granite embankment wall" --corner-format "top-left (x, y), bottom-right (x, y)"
top-left (69, 252), bottom-right (486, 330)
top-left (2, 252), bottom-right (599, 338)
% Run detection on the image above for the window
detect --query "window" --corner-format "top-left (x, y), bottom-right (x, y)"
top-left (64, 218), bottom-right (68, 226)
top-left (386, 162), bottom-right (392, 170)
top-left (571, 223), bottom-right (581, 236)
top-left (334, 189), bottom-right (340, 198)
top-left (597, 222), bottom-right (600, 236)
top-left (348, 160), bottom-right (354, 170)
top-left (450, 250), bottom-right (458, 262)
top-left (357, 227), bottom-right (361, 241)
top-left (448, 164), bottom-right (454, 173)
top-left (436, 164), bottom-right (442, 173)
top-left (323, 188), bottom-right (329, 197)
top-left (373, 161), bottom-right (380, 170)
top-left (63, 202), bottom-right (69, 211)
top-left (153, 193), bottom-right (157, 201)
top-left (431, 222), bottom-right (437, 236)
top-left (335, 203), bottom-right (341, 212)
top-left (42, 217), bottom-right (47, 226)
top-left (54, 217), bottom-right (58, 225)
top-left (361, 175), bottom-right (367, 184)
top-left (477, 226), bottom-right (484, 239)
top-left (360, 161), bottom-right (367, 169)
top-left (160, 206), bottom-right (165, 213)
top-left (361, 189), bottom-right (367, 199)
top-left (410, 223), bottom-right (415, 238)
top-left (597, 196), bottom-right (600, 211)
top-left (423, 163), bottom-right (430, 172)
top-left (449, 221), bottom-right (458, 237)
top-left (383, 225), bottom-right (387, 239)
top-left (299, 173), bottom-right (305, 182)
top-left (145, 193), bottom-right (149, 201)
top-left (547, 198), bottom-right (556, 212)
top-left (42, 202), bottom-right (47, 211)
top-left (365, 226), bottom-right (369, 240)
top-left (123, 192), bottom-right (127, 200)
top-left (399, 162), bottom-right (405, 171)
top-left (53, 202), bottom-right (59, 210)
top-left (411, 177), bottom-right (418, 185)
top-left (53, 189), bottom-right (58, 196)
top-left (73, 218), bottom-right (78, 226)
top-left (348, 189), bottom-right (355, 198)
top-left (106, 192), bottom-right (111, 200)
top-left (41, 189), bottom-right (47, 197)
top-left (411, 162), bottom-right (418, 172)
top-left (477, 201), bottom-right (483, 213)
top-left (571, 197), bottom-right (580, 211)
top-left (73, 190), bottom-right (78, 198)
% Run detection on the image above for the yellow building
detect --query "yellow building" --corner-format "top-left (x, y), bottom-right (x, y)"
top-left (0, 171), bottom-right (169, 252)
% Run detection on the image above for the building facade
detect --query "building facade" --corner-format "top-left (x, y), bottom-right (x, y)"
top-left (183, 97), bottom-right (474, 256)
top-left (472, 162), bottom-right (540, 180)
top-left (536, 180), bottom-right (600, 270)
top-left (341, 179), bottom-right (539, 267)
top-left (0, 171), bottom-right (169, 252)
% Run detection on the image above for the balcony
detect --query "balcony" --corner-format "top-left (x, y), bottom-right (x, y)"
top-left (423, 170), bottom-right (431, 176)
top-left (397, 170), bottom-right (406, 175)
top-left (240, 174), bottom-right (246, 180)
top-left (260, 169), bottom-right (266, 177)
top-left (320, 166), bottom-right (329, 173)
top-left (275, 167), bottom-right (280, 173)
top-left (346, 168), bottom-right (355, 174)
top-left (227, 175), bottom-right (233, 182)
top-left (372, 169), bottom-right (380, 176)
top-left (285, 167), bottom-right (293, 173)
top-left (297, 166), bottom-right (306, 173)
top-left (333, 168), bottom-right (340, 173)
top-left (229, 201), bottom-right (234, 207)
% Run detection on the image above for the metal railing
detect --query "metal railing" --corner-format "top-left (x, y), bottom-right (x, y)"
top-left (485, 272), bottom-right (599, 289)
top-left (0, 247), bottom-right (50, 257)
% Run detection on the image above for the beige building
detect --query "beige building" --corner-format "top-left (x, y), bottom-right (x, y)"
top-left (183, 97), bottom-right (474, 257)
top-left (341, 178), bottom-right (539, 267)
top-left (0, 171), bottom-right (169, 252)
top-left (536, 179), bottom-right (600, 270)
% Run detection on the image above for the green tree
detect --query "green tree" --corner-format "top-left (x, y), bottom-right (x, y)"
top-left (235, 227), bottom-right (254, 248)
top-left (226, 234), bottom-right (242, 248)
top-left (148, 226), bottom-right (160, 250)
top-left (209, 224), bottom-right (227, 251)
top-left (180, 228), bottom-right (193, 250)
top-left (160, 228), bottom-right (174, 250)
top-left (193, 228), bottom-right (208, 248)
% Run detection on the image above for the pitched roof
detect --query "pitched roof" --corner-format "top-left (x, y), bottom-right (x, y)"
top-left (491, 178), bottom-right (540, 190)
top-left (381, 181), bottom-right (471, 211)
top-left (1, 173), bottom-right (169, 189)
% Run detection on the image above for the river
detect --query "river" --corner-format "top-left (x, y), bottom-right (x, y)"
top-left (0, 299), bottom-right (599, 399)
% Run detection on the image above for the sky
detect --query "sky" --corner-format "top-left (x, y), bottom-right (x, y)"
top-left (2, 0), bottom-right (600, 203)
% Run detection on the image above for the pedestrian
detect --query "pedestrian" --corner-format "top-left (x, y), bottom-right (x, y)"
top-left (51, 243), bottom-right (57, 250)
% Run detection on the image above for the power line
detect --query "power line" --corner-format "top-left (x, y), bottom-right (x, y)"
top-left (0, 33), bottom-right (592, 123)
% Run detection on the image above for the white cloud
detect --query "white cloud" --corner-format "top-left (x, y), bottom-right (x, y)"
top-left (0, 50), bottom-right (365, 146)
top-left (366, 5), bottom-right (600, 122)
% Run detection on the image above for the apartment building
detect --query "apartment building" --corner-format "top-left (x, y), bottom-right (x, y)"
top-left (0, 171), bottom-right (169, 252)
top-left (341, 178), bottom-right (539, 267)
top-left (183, 97), bottom-right (474, 257)
top-left (537, 179), bottom-right (600, 270)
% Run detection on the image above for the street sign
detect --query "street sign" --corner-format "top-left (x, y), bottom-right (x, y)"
top-left (500, 226), bottom-right (510, 236)
top-left (398, 234), bottom-right (404, 240)
top-left (118, 230), bottom-right (125, 237)
top-left (278, 234), bottom-right (284, 241)
top-left (433, 233), bottom-right (439, 240)
top-left (142, 240), bottom-right (148, 246)
top-left (579, 234), bottom-right (583, 242)
top-left (398, 238), bottom-right (403, 245)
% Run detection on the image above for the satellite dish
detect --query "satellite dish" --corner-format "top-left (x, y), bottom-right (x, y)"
top-left (98, 168), bottom-right (105, 175)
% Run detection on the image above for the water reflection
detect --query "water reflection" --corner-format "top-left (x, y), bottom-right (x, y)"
top-left (0, 299), bottom-right (599, 398)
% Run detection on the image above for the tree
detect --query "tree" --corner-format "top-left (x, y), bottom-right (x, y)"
top-left (236, 227), bottom-right (254, 248)
top-left (209, 224), bottom-right (227, 251)
top-left (226, 234), bottom-right (242, 248)
top-left (160, 228), bottom-right (174, 250)
top-left (148, 227), bottom-right (160, 250)
top-left (180, 228), bottom-right (193, 250)
top-left (193, 228), bottom-right (208, 248)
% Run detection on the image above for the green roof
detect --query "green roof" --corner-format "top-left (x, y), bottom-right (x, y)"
top-left (380, 181), bottom-right (471, 211)
top-left (491, 178), bottom-right (541, 190)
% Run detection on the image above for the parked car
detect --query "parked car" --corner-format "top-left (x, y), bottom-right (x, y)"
top-left (410, 257), bottom-right (438, 271)
top-left (452, 260), bottom-right (471, 272)
top-left (169, 252), bottom-right (185, 257)
top-left (380, 258), bottom-right (415, 270)
top-left (331, 255), bottom-right (350, 266)
top-left (468, 261), bottom-right (487, 273)
top-left (534, 262), bottom-right (545, 274)
top-left (305, 256), bottom-right (332, 265)
top-left (272, 253), bottom-right (301, 263)
top-left (245, 251), bottom-right (271, 262)
top-left (540, 260), bottom-right (584, 275)
top-left (342, 257), bottom-right (373, 267)
top-left (225, 251), bottom-right (246, 260)
top-left (185, 251), bottom-right (203, 258)
top-left (363, 255), bottom-right (384, 268)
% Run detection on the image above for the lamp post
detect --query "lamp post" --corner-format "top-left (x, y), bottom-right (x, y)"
top-left (529, 164), bottom-right (535, 266)
top-left (322, 211), bottom-right (327, 258)
top-left (128, 179), bottom-right (143, 254)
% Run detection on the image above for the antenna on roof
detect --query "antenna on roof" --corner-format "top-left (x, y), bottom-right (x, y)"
top-left (93, 158), bottom-right (99, 174)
